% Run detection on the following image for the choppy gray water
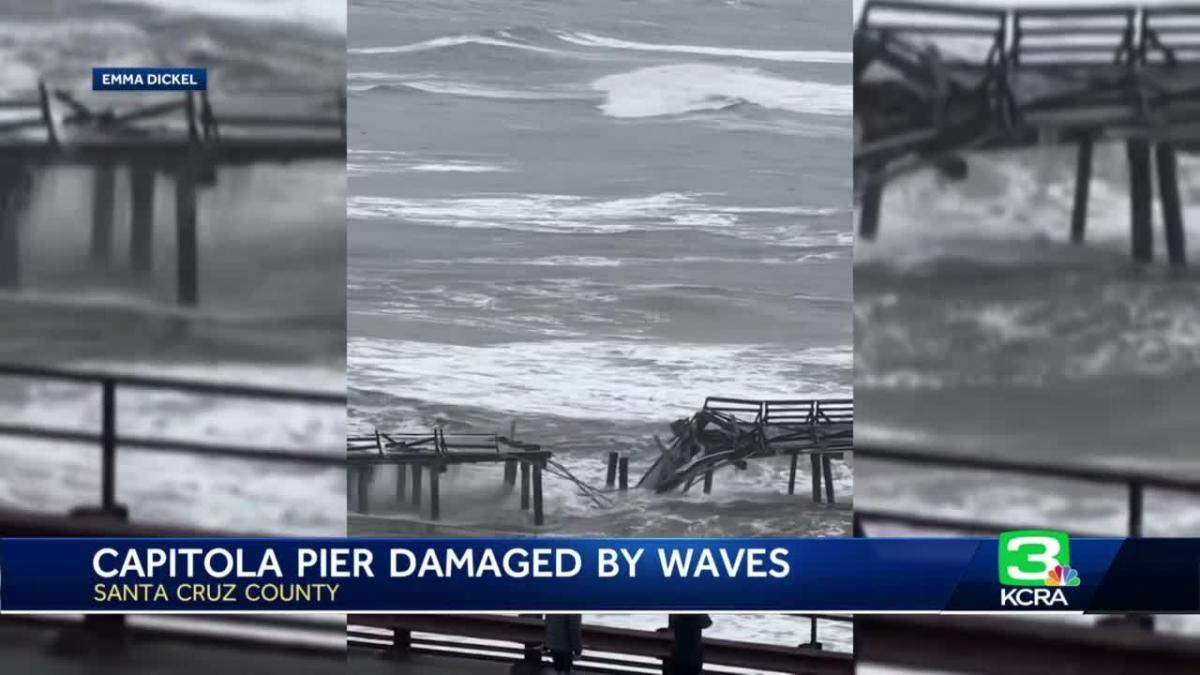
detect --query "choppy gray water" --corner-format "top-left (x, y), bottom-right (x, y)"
top-left (348, 0), bottom-right (853, 538)
top-left (348, 0), bottom-right (853, 653)
top-left (0, 0), bottom-right (346, 535)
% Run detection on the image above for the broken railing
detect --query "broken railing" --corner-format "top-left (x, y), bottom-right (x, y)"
top-left (638, 397), bottom-right (853, 503)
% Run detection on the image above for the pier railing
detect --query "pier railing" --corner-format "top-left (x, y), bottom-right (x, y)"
top-left (0, 362), bottom-right (345, 518)
top-left (853, 443), bottom-right (1200, 538)
top-left (348, 614), bottom-right (853, 675)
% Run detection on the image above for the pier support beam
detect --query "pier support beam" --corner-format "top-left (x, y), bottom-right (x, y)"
top-left (520, 461), bottom-right (530, 510)
top-left (410, 465), bottom-right (422, 508)
top-left (91, 164), bottom-right (116, 265)
top-left (858, 166), bottom-right (885, 240)
top-left (532, 462), bottom-right (544, 526)
top-left (605, 451), bottom-right (618, 488)
top-left (1071, 137), bottom-right (1093, 243)
top-left (618, 456), bottom-right (629, 491)
top-left (703, 470), bottom-right (714, 494)
top-left (429, 463), bottom-right (440, 521)
top-left (129, 167), bottom-right (155, 274)
top-left (811, 454), bottom-right (823, 503)
top-left (356, 467), bottom-right (371, 515)
top-left (788, 452), bottom-right (799, 495)
top-left (174, 161), bottom-right (198, 306)
top-left (822, 455), bottom-right (835, 504)
top-left (1127, 139), bottom-right (1154, 263)
top-left (0, 199), bottom-right (17, 290)
top-left (1156, 144), bottom-right (1187, 267)
top-left (396, 464), bottom-right (407, 502)
top-left (504, 459), bottom-right (517, 486)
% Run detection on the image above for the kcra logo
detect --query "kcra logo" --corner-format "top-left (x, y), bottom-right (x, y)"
top-left (998, 530), bottom-right (1080, 608)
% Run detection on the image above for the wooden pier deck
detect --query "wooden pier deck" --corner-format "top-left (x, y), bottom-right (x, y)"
top-left (855, 2), bottom-right (1200, 264)
top-left (347, 429), bottom-right (560, 526)
top-left (0, 85), bottom-right (345, 303)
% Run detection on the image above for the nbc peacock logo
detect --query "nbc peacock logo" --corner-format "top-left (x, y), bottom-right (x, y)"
top-left (998, 530), bottom-right (1079, 607)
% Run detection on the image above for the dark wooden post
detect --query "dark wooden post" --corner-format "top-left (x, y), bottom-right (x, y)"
top-left (859, 163), bottom-right (885, 240)
top-left (788, 452), bottom-right (799, 495)
top-left (618, 456), bottom-right (629, 491)
top-left (429, 462), bottom-right (440, 521)
top-left (129, 166), bottom-right (155, 274)
top-left (174, 160), bottom-right (199, 305)
top-left (821, 455), bottom-right (836, 504)
top-left (504, 459), bottom-right (517, 486)
top-left (392, 628), bottom-right (411, 652)
top-left (520, 461), bottom-right (530, 510)
top-left (1156, 144), bottom-right (1187, 267)
top-left (1127, 139), bottom-right (1154, 263)
top-left (703, 471), bottom-right (714, 494)
top-left (1128, 483), bottom-right (1143, 537)
top-left (1071, 137), bottom-right (1093, 243)
top-left (396, 464), bottom-right (407, 502)
top-left (100, 380), bottom-right (117, 513)
top-left (91, 164), bottom-right (116, 265)
top-left (810, 454), bottom-right (823, 503)
top-left (0, 197), bottom-right (17, 290)
top-left (532, 462), bottom-right (544, 526)
top-left (410, 464), bottom-right (422, 508)
top-left (605, 451), bottom-right (619, 488)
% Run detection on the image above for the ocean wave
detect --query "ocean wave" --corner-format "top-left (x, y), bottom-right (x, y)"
top-left (348, 148), bottom-right (510, 175)
top-left (556, 31), bottom-right (850, 64)
top-left (592, 63), bottom-right (851, 118)
top-left (350, 337), bottom-right (850, 422)
top-left (348, 192), bottom-right (847, 247)
top-left (348, 71), bottom-right (591, 102)
top-left (350, 32), bottom-right (562, 56)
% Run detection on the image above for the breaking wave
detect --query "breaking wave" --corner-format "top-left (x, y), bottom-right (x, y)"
top-left (592, 64), bottom-right (851, 118)
top-left (556, 31), bottom-right (850, 64)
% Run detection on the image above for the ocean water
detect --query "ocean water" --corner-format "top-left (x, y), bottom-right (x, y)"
top-left (348, 0), bottom-right (852, 654)
top-left (853, 0), bottom-right (1200, 649)
top-left (0, 0), bottom-right (346, 536)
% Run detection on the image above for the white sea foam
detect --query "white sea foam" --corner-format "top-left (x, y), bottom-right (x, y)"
top-left (592, 64), bottom-right (851, 118)
top-left (350, 338), bottom-right (850, 422)
top-left (557, 31), bottom-right (850, 64)
top-left (348, 192), bottom-right (846, 247)
top-left (350, 34), bottom-right (559, 56)
top-left (108, 0), bottom-right (345, 32)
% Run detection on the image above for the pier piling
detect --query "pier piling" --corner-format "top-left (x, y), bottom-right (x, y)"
top-left (811, 454), bottom-right (823, 503)
top-left (605, 451), bottom-right (619, 488)
top-left (396, 464), bottom-right (407, 502)
top-left (429, 463), bottom-right (440, 521)
top-left (174, 161), bottom-right (198, 305)
top-left (822, 455), bottom-right (836, 504)
top-left (0, 201), bottom-right (17, 290)
top-left (788, 452), bottom-right (799, 495)
top-left (410, 465), bottom-right (422, 508)
top-left (520, 461), bottom-right (530, 510)
top-left (356, 467), bottom-right (371, 515)
top-left (1156, 144), bottom-right (1187, 267)
top-left (858, 167), bottom-right (885, 240)
top-left (1127, 139), bottom-right (1154, 263)
top-left (703, 470), bottom-right (714, 494)
top-left (129, 167), bottom-right (155, 274)
top-left (618, 456), bottom-right (629, 491)
top-left (532, 463), bottom-right (544, 526)
top-left (90, 165), bottom-right (116, 265)
top-left (1071, 138), bottom-right (1093, 243)
top-left (504, 459), bottom-right (517, 486)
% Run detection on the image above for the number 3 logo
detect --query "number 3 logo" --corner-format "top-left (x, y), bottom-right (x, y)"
top-left (998, 530), bottom-right (1071, 586)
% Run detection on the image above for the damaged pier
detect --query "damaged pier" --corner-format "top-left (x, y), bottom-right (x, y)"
top-left (855, 2), bottom-right (1200, 265)
top-left (638, 398), bottom-right (854, 504)
top-left (347, 428), bottom-right (557, 526)
top-left (0, 83), bottom-right (345, 303)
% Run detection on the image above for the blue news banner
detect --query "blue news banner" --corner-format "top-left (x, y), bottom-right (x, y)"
top-left (0, 536), bottom-right (1197, 613)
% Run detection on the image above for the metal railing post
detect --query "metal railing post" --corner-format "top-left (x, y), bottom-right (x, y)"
top-left (101, 379), bottom-right (117, 513)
